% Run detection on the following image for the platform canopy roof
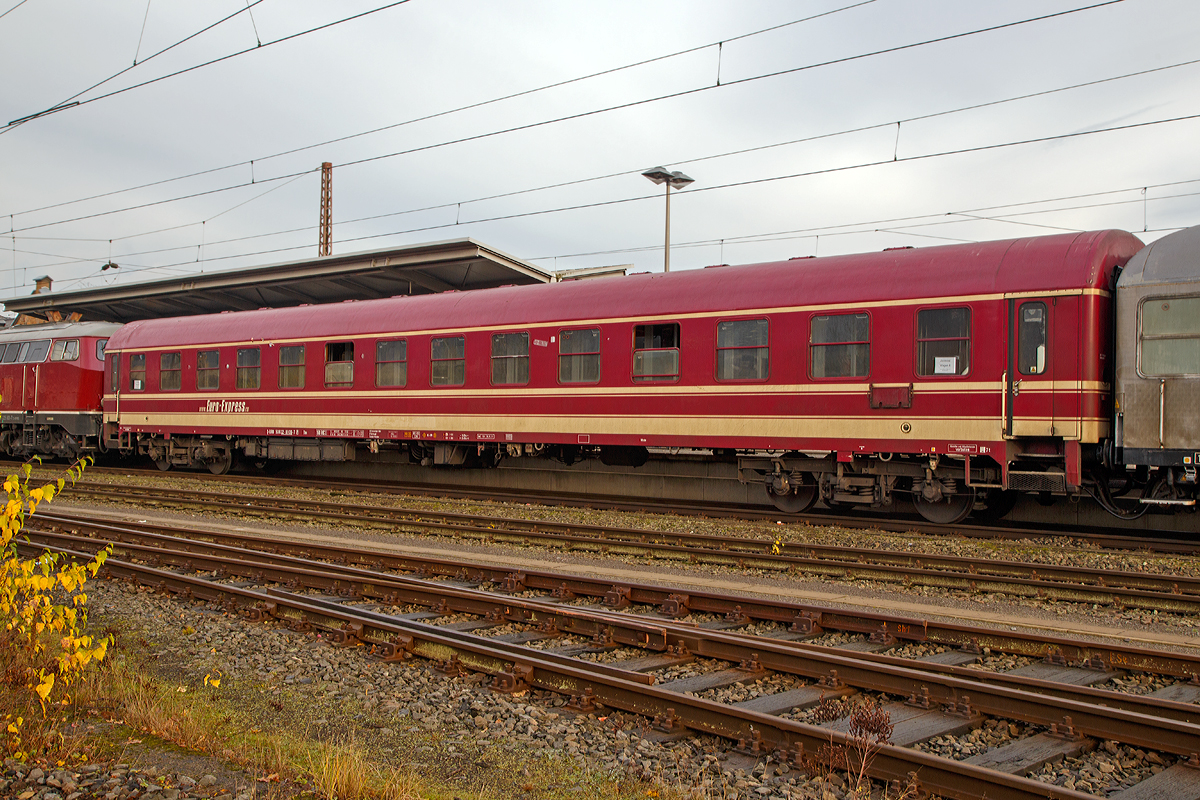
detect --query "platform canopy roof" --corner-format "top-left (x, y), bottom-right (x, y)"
top-left (1, 239), bottom-right (553, 324)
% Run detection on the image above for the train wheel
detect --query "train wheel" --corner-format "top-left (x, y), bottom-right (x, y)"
top-left (913, 486), bottom-right (975, 524)
top-left (153, 458), bottom-right (171, 472)
top-left (973, 489), bottom-right (1018, 521)
top-left (207, 451), bottom-right (233, 475)
top-left (766, 480), bottom-right (818, 514)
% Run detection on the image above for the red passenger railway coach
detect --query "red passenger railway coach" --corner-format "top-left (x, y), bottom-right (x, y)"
top-left (101, 228), bottom-right (1150, 523)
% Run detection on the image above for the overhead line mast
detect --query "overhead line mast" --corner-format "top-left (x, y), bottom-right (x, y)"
top-left (319, 162), bottom-right (333, 257)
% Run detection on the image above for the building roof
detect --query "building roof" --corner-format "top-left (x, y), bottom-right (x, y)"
top-left (1, 239), bottom-right (553, 324)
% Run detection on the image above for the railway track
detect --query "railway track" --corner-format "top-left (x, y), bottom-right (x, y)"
top-left (57, 480), bottom-right (1200, 615)
top-left (23, 512), bottom-right (1200, 800)
top-left (22, 459), bottom-right (1200, 551)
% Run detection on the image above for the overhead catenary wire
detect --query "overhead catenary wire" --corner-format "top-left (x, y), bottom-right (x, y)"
top-left (3, 0), bottom-right (410, 130)
top-left (0, 0), bottom-right (877, 217)
top-left (2, 5), bottom-right (1165, 248)
top-left (2, 0), bottom-right (1120, 222)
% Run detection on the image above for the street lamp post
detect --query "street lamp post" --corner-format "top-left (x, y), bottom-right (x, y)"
top-left (642, 166), bottom-right (694, 272)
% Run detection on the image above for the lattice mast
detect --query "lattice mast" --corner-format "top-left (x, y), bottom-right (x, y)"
top-left (318, 162), bottom-right (333, 257)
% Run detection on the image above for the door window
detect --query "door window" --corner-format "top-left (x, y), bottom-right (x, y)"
top-left (1017, 302), bottom-right (1047, 375)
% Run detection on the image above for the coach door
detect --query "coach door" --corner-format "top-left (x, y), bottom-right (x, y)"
top-left (1005, 297), bottom-right (1055, 437)
top-left (22, 364), bottom-right (37, 409)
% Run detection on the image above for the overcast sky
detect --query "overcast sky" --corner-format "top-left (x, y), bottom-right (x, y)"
top-left (1, 0), bottom-right (1198, 302)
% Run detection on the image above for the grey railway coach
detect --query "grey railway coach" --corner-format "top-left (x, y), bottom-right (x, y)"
top-left (1112, 224), bottom-right (1200, 510)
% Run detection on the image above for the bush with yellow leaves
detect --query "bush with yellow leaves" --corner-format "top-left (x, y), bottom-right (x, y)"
top-left (0, 457), bottom-right (111, 761)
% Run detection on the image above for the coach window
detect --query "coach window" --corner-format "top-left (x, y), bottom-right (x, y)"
top-left (916, 307), bottom-right (970, 376)
top-left (129, 354), bottom-right (146, 391)
top-left (1139, 295), bottom-right (1200, 376)
top-left (431, 336), bottom-right (466, 386)
top-left (716, 319), bottom-right (768, 381)
top-left (1017, 302), bottom-right (1048, 375)
top-left (376, 339), bottom-right (407, 388)
top-left (491, 332), bottom-right (529, 385)
top-left (633, 323), bottom-right (680, 382)
top-left (108, 354), bottom-right (118, 393)
top-left (559, 328), bottom-right (600, 384)
top-left (810, 313), bottom-right (869, 379)
top-left (197, 349), bottom-right (220, 390)
top-left (325, 342), bottom-right (354, 388)
top-left (1, 343), bottom-right (20, 363)
top-left (51, 339), bottom-right (79, 361)
top-left (237, 348), bottom-right (261, 389)
top-left (160, 352), bottom-right (181, 391)
top-left (279, 345), bottom-right (305, 388)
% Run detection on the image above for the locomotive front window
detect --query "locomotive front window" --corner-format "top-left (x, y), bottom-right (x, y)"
top-left (129, 354), bottom-right (146, 391)
top-left (491, 333), bottom-right (528, 386)
top-left (559, 328), bottom-right (600, 384)
top-left (1140, 295), bottom-right (1200, 376)
top-left (279, 345), bottom-right (305, 388)
top-left (96, 340), bottom-right (107, 361)
top-left (633, 323), bottom-right (680, 382)
top-left (237, 348), bottom-right (261, 389)
top-left (23, 340), bottom-right (50, 363)
top-left (810, 313), bottom-right (869, 379)
top-left (431, 336), bottom-right (466, 386)
top-left (376, 339), bottom-right (407, 388)
top-left (716, 319), bottom-right (768, 381)
top-left (160, 352), bottom-right (181, 391)
top-left (197, 350), bottom-right (220, 390)
top-left (50, 339), bottom-right (79, 361)
top-left (325, 342), bottom-right (354, 388)
top-left (1017, 302), bottom-right (1047, 375)
top-left (917, 307), bottom-right (970, 376)
top-left (1, 343), bottom-right (20, 363)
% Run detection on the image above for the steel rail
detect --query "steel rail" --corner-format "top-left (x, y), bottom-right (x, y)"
top-left (27, 522), bottom-right (1200, 757)
top-left (35, 510), bottom-right (1200, 677)
top-left (16, 539), bottom-right (1133, 800)
top-left (30, 460), bottom-right (1200, 549)
top-left (57, 483), bottom-right (1200, 612)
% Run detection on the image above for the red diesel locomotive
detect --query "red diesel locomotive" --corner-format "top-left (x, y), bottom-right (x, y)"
top-left (96, 225), bottom-right (1178, 523)
top-left (0, 321), bottom-right (121, 458)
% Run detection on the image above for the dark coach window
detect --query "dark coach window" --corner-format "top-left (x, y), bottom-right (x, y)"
top-left (633, 323), bottom-right (680, 382)
top-left (810, 313), bottom-right (869, 379)
top-left (917, 307), bottom-right (970, 376)
top-left (50, 339), bottom-right (79, 361)
top-left (160, 352), bottom-right (181, 391)
top-left (491, 332), bottom-right (529, 386)
top-left (716, 319), bottom-right (768, 381)
top-left (559, 328), bottom-right (600, 384)
top-left (431, 336), bottom-right (466, 386)
top-left (197, 350), bottom-right (220, 390)
top-left (376, 339), bottom-right (407, 388)
top-left (279, 345), bottom-right (305, 388)
top-left (129, 354), bottom-right (146, 391)
top-left (237, 348), bottom-right (261, 389)
top-left (1017, 302), bottom-right (1047, 375)
top-left (325, 342), bottom-right (354, 387)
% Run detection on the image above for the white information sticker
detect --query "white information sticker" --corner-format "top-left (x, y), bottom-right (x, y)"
top-left (934, 356), bottom-right (957, 374)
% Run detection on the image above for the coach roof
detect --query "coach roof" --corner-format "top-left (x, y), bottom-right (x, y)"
top-left (108, 229), bottom-right (1144, 351)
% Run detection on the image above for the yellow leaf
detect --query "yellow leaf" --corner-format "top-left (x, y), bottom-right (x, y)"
top-left (35, 673), bottom-right (54, 701)
top-left (7, 723), bottom-right (17, 734)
